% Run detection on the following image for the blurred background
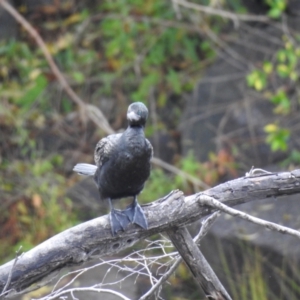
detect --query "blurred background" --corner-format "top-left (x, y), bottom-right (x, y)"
top-left (1, 0), bottom-right (300, 299)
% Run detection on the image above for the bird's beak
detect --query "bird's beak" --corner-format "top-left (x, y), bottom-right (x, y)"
top-left (127, 111), bottom-right (141, 121)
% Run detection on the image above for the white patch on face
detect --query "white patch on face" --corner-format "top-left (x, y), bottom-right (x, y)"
top-left (127, 111), bottom-right (140, 121)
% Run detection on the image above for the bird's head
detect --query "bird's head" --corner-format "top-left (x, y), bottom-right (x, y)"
top-left (127, 102), bottom-right (148, 127)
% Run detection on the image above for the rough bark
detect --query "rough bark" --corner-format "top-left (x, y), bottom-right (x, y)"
top-left (1, 169), bottom-right (300, 295)
top-left (167, 227), bottom-right (232, 300)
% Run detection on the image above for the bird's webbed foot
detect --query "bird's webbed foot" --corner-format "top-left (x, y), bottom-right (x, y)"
top-left (124, 196), bottom-right (148, 230)
top-left (110, 208), bottom-right (130, 236)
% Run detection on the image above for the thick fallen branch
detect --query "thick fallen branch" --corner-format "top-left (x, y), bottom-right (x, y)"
top-left (1, 169), bottom-right (300, 296)
top-left (139, 211), bottom-right (220, 300)
top-left (167, 227), bottom-right (231, 300)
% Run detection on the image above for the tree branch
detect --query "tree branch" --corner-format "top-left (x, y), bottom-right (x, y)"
top-left (0, 247), bottom-right (23, 298)
top-left (1, 169), bottom-right (300, 296)
top-left (39, 287), bottom-right (131, 300)
top-left (167, 227), bottom-right (231, 300)
top-left (198, 194), bottom-right (300, 239)
top-left (139, 211), bottom-right (221, 300)
top-left (172, 0), bottom-right (270, 23)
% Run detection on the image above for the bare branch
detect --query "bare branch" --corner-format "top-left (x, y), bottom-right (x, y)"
top-left (37, 239), bottom-right (176, 300)
top-left (151, 157), bottom-right (210, 189)
top-left (172, 0), bottom-right (270, 23)
top-left (167, 227), bottom-right (231, 300)
top-left (139, 256), bottom-right (181, 300)
top-left (246, 166), bottom-right (273, 176)
top-left (198, 194), bottom-right (300, 239)
top-left (0, 247), bottom-right (23, 297)
top-left (139, 211), bottom-right (220, 300)
top-left (1, 169), bottom-right (300, 295)
top-left (197, 211), bottom-right (221, 242)
top-left (85, 104), bottom-right (115, 135)
top-left (35, 287), bottom-right (131, 300)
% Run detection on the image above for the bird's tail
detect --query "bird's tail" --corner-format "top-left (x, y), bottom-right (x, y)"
top-left (73, 163), bottom-right (97, 176)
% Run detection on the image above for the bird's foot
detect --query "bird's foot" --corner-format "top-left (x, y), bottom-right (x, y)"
top-left (124, 199), bottom-right (148, 230)
top-left (110, 209), bottom-right (130, 236)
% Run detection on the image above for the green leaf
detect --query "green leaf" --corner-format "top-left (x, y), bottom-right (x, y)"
top-left (17, 75), bottom-right (47, 111)
top-left (183, 38), bottom-right (198, 62)
top-left (264, 125), bottom-right (290, 152)
top-left (270, 90), bottom-right (290, 114)
top-left (264, 123), bottom-right (278, 133)
top-left (290, 71), bottom-right (298, 81)
top-left (263, 61), bottom-right (273, 74)
top-left (246, 70), bottom-right (267, 91)
top-left (268, 7), bottom-right (282, 18)
top-left (277, 49), bottom-right (287, 63)
top-left (167, 69), bottom-right (181, 94)
top-left (147, 43), bottom-right (166, 65)
top-left (61, 98), bottom-right (73, 113)
top-left (286, 49), bottom-right (297, 66)
top-left (132, 72), bottom-right (160, 101)
top-left (276, 64), bottom-right (290, 78)
top-left (72, 71), bottom-right (85, 84)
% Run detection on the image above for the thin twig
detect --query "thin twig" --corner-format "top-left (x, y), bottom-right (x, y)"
top-left (139, 256), bottom-right (181, 300)
top-left (197, 211), bottom-right (221, 241)
top-left (34, 287), bottom-right (131, 300)
top-left (139, 211), bottom-right (221, 300)
top-left (1, 246), bottom-right (23, 297)
top-left (85, 104), bottom-right (115, 135)
top-left (245, 166), bottom-right (273, 177)
top-left (203, 24), bottom-right (251, 71)
top-left (45, 240), bottom-right (176, 300)
top-left (151, 157), bottom-right (210, 189)
top-left (172, 0), bottom-right (270, 23)
top-left (281, 13), bottom-right (297, 46)
top-left (198, 194), bottom-right (300, 239)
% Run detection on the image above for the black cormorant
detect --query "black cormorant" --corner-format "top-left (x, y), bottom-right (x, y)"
top-left (73, 102), bottom-right (153, 235)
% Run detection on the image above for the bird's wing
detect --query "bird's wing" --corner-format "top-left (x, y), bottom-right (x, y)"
top-left (73, 163), bottom-right (97, 176)
top-left (146, 138), bottom-right (154, 158)
top-left (94, 133), bottom-right (122, 167)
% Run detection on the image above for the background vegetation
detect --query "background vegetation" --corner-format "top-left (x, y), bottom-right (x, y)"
top-left (0, 0), bottom-right (299, 299)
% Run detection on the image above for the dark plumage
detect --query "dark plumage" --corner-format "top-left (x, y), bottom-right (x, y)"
top-left (73, 102), bottom-right (153, 235)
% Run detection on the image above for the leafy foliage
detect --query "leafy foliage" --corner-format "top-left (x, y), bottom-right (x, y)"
top-left (265, 0), bottom-right (287, 18)
top-left (264, 124), bottom-right (290, 152)
top-left (0, 0), bottom-right (213, 262)
top-left (246, 69), bottom-right (267, 91)
top-left (0, 155), bottom-right (76, 261)
top-left (247, 37), bottom-right (300, 153)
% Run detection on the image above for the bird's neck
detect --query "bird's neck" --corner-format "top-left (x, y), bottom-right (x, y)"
top-left (128, 124), bottom-right (144, 130)
top-left (125, 125), bottom-right (145, 140)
